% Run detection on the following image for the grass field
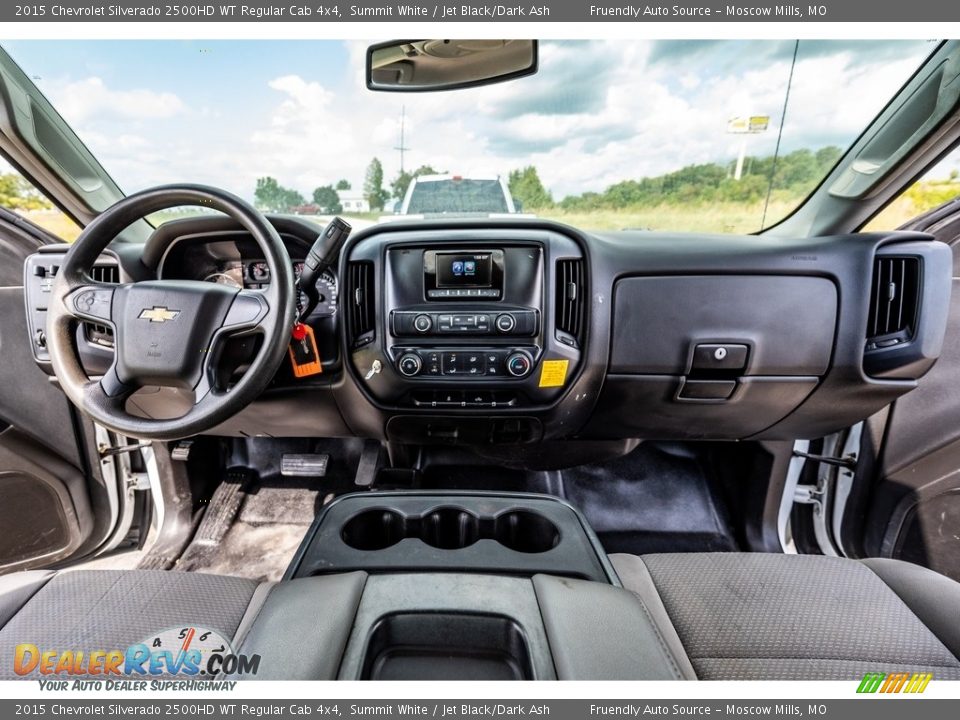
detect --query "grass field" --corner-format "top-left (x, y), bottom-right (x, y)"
top-left (864, 180), bottom-right (960, 231)
top-left (533, 197), bottom-right (800, 234)
top-left (21, 210), bottom-right (81, 242)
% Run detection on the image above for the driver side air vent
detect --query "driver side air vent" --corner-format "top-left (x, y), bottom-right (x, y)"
top-left (555, 258), bottom-right (586, 347)
top-left (347, 261), bottom-right (375, 347)
top-left (866, 256), bottom-right (920, 347)
top-left (90, 264), bottom-right (119, 284)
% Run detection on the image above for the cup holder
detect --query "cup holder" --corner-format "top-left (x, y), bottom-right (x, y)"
top-left (419, 507), bottom-right (480, 550)
top-left (494, 511), bottom-right (561, 553)
top-left (341, 506), bottom-right (560, 554)
top-left (341, 509), bottom-right (405, 551)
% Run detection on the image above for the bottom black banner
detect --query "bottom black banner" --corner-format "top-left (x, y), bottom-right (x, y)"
top-left (3, 700), bottom-right (959, 720)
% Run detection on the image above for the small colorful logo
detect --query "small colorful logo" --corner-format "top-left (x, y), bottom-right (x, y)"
top-left (857, 672), bottom-right (932, 694)
top-left (13, 626), bottom-right (259, 677)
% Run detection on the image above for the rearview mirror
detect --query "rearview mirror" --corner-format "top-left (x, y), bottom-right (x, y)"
top-left (367, 40), bottom-right (538, 92)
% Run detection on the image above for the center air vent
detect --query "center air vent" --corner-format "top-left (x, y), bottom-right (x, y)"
top-left (347, 261), bottom-right (375, 347)
top-left (555, 258), bottom-right (585, 346)
top-left (866, 256), bottom-right (920, 347)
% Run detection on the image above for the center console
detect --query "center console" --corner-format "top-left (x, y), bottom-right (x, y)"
top-left (342, 228), bottom-right (587, 443)
top-left (255, 491), bottom-right (687, 681)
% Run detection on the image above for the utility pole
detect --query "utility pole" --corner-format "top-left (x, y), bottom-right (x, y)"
top-left (394, 105), bottom-right (410, 174)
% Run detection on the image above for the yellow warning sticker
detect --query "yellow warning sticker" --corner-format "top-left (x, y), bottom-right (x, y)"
top-left (538, 359), bottom-right (570, 388)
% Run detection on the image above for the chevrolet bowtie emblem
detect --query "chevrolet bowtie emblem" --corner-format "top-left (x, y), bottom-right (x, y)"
top-left (138, 306), bottom-right (180, 323)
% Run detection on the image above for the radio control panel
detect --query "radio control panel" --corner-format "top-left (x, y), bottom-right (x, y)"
top-left (392, 309), bottom-right (538, 337)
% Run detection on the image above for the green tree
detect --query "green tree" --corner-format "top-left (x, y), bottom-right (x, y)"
top-left (554, 145), bottom-right (848, 211)
top-left (0, 173), bottom-right (53, 211)
top-left (254, 176), bottom-right (304, 213)
top-left (363, 158), bottom-right (390, 211)
top-left (508, 166), bottom-right (553, 209)
top-left (312, 185), bottom-right (342, 214)
top-left (335, 179), bottom-right (351, 191)
top-left (391, 165), bottom-right (441, 201)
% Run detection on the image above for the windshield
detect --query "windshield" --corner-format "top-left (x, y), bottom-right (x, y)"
top-left (407, 179), bottom-right (510, 214)
top-left (0, 39), bottom-right (937, 236)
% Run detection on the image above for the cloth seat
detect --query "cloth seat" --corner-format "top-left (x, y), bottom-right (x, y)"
top-left (3, 554), bottom-right (960, 681)
top-left (0, 569), bottom-right (260, 680)
top-left (611, 552), bottom-right (960, 680)
top-left (0, 568), bottom-right (367, 681)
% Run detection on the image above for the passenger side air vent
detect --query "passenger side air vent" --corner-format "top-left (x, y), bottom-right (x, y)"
top-left (86, 264), bottom-right (119, 347)
top-left (866, 256), bottom-right (920, 348)
top-left (347, 261), bottom-right (375, 347)
top-left (555, 258), bottom-right (586, 347)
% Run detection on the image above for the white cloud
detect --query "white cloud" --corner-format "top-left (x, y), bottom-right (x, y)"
top-left (45, 76), bottom-right (185, 124)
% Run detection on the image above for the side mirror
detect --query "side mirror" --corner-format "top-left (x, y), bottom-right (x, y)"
top-left (367, 40), bottom-right (538, 92)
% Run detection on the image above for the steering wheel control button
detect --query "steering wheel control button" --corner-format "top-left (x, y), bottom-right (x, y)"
top-left (506, 351), bottom-right (533, 377)
top-left (692, 343), bottom-right (749, 372)
top-left (398, 353), bottom-right (423, 377)
top-left (72, 289), bottom-right (113, 321)
top-left (413, 314), bottom-right (433, 333)
top-left (496, 313), bottom-right (517, 333)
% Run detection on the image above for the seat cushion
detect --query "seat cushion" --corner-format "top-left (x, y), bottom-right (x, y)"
top-left (611, 552), bottom-right (960, 681)
top-left (0, 569), bottom-right (258, 680)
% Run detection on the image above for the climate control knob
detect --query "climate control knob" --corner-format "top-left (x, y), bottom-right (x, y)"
top-left (495, 313), bottom-right (517, 333)
top-left (506, 351), bottom-right (533, 378)
top-left (413, 314), bottom-right (433, 333)
top-left (398, 353), bottom-right (423, 377)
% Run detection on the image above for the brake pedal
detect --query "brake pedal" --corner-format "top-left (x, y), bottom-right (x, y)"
top-left (281, 454), bottom-right (329, 477)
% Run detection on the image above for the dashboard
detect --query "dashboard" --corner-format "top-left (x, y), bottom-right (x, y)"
top-left (22, 215), bottom-right (953, 452)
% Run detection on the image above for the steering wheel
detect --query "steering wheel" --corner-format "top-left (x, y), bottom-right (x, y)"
top-left (46, 185), bottom-right (295, 441)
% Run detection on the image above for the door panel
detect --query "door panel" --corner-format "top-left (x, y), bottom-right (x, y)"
top-left (864, 206), bottom-right (960, 579)
top-left (0, 228), bottom-right (97, 572)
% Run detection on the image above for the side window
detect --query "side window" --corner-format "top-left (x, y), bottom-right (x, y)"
top-left (866, 156), bottom-right (960, 231)
top-left (0, 164), bottom-right (81, 242)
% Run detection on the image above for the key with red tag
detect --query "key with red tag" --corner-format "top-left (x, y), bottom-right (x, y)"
top-left (288, 322), bottom-right (322, 378)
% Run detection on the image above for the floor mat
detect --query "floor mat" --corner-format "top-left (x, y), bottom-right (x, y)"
top-left (560, 443), bottom-right (737, 554)
top-left (418, 442), bottom-right (737, 556)
top-left (174, 438), bottom-right (366, 582)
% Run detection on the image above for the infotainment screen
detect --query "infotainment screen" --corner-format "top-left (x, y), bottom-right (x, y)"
top-left (436, 252), bottom-right (494, 287)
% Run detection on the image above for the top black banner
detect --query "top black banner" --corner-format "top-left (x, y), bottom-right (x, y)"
top-left (3, 0), bottom-right (957, 23)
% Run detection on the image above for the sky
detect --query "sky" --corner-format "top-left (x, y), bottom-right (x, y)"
top-left (0, 39), bottom-right (939, 203)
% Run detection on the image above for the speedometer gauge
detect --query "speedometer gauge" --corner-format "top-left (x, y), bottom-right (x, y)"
top-left (302, 269), bottom-right (338, 317)
top-left (203, 272), bottom-right (242, 288)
